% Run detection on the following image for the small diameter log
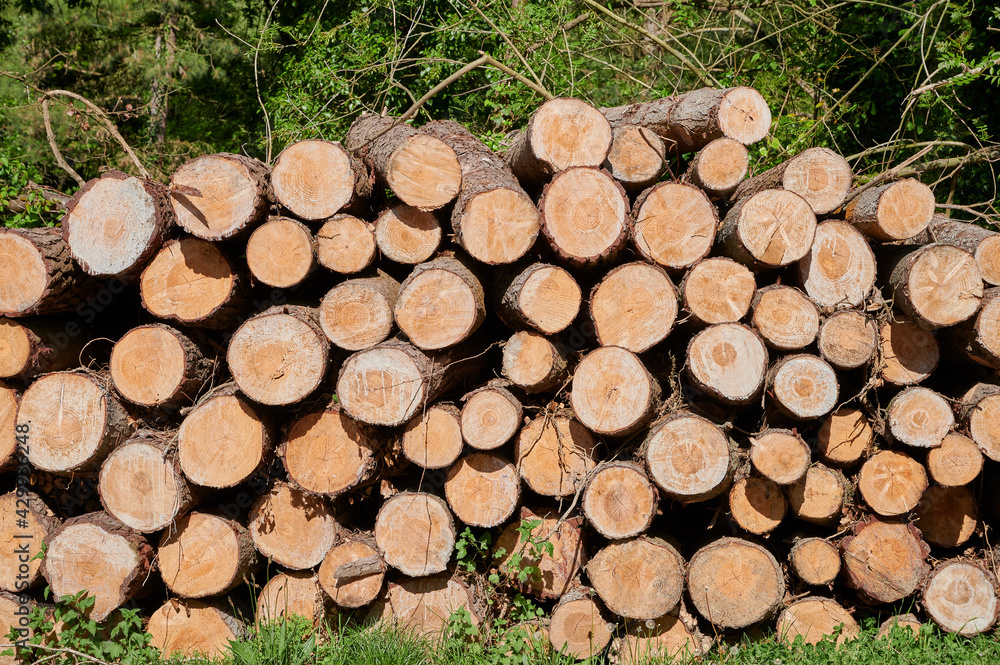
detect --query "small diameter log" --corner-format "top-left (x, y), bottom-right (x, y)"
top-left (378, 575), bottom-right (481, 638)
top-left (422, 119), bottom-right (540, 264)
top-left (495, 508), bottom-right (584, 600)
top-left (687, 538), bottom-right (785, 629)
top-left (41, 512), bottom-right (154, 621)
top-left (844, 178), bottom-right (935, 241)
top-left (789, 538), bottom-right (841, 586)
top-left (571, 346), bottom-right (661, 437)
top-left (887, 387), bottom-right (954, 449)
top-left (945, 288), bottom-right (1000, 368)
top-left (603, 125), bottom-right (666, 191)
top-left (630, 182), bottom-right (718, 271)
top-left (345, 114), bottom-right (461, 211)
top-left (0, 316), bottom-right (86, 379)
top-left (316, 214), bottom-right (377, 274)
top-left (228, 305), bottom-right (328, 406)
top-left (752, 286), bottom-right (820, 351)
top-left (799, 221), bottom-right (877, 308)
top-left (0, 491), bottom-right (59, 591)
top-left (539, 167), bottom-right (629, 266)
top-left (374, 492), bottom-right (456, 577)
top-left (582, 461), bottom-right (658, 539)
top-left (927, 433), bottom-right (983, 486)
top-left (400, 403), bottom-right (463, 469)
top-left (965, 383), bottom-right (1000, 461)
top-left (110, 324), bottom-right (213, 409)
top-left (768, 355), bottom-right (839, 420)
top-left (679, 257), bottom-right (756, 325)
top-left (924, 215), bottom-right (1000, 285)
top-left (169, 153), bottom-right (269, 240)
top-left (271, 139), bottom-right (370, 219)
top-left (444, 452), bottom-right (520, 528)
top-left (877, 614), bottom-right (923, 640)
top-left (256, 571), bottom-right (327, 626)
top-left (786, 464), bottom-right (848, 526)
top-left (395, 256), bottom-right (485, 350)
top-left (817, 311), bottom-right (878, 370)
top-left (248, 482), bottom-right (341, 570)
top-left (878, 319), bottom-right (940, 386)
top-left (178, 385), bottom-right (272, 488)
top-left (686, 137), bottom-right (749, 199)
top-left (816, 407), bottom-right (874, 467)
top-left (548, 588), bottom-right (613, 660)
top-left (246, 217), bottom-right (316, 288)
top-left (590, 262), bottom-right (677, 353)
top-left (775, 597), bottom-right (859, 645)
top-left (62, 171), bottom-right (172, 277)
top-left (686, 323), bottom-right (768, 405)
top-left (140, 238), bottom-right (246, 330)
top-left (0, 227), bottom-right (88, 317)
top-left (728, 476), bottom-right (787, 535)
top-left (318, 533), bottom-right (385, 609)
top-left (515, 414), bottom-right (599, 498)
top-left (501, 331), bottom-right (569, 394)
top-left (840, 518), bottom-right (930, 604)
top-left (922, 561), bottom-right (999, 635)
top-left (158, 512), bottom-right (257, 598)
top-left (733, 147), bottom-right (852, 215)
top-left (374, 204), bottom-right (443, 265)
top-left (319, 274), bottom-right (400, 351)
top-left (17, 371), bottom-right (132, 474)
top-left (719, 190), bottom-right (816, 269)
top-left (461, 383), bottom-right (523, 451)
top-left (611, 613), bottom-right (704, 664)
top-left (858, 450), bottom-right (928, 517)
top-left (643, 412), bottom-right (736, 503)
top-left (750, 430), bottom-right (811, 485)
top-left (890, 244), bottom-right (984, 329)
top-left (496, 262), bottom-right (582, 334)
top-left (914, 485), bottom-right (978, 549)
top-left (0, 383), bottom-right (14, 470)
top-left (148, 600), bottom-right (243, 659)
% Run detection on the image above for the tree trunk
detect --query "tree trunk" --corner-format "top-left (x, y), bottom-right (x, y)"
top-left (926, 433), bottom-right (983, 486)
top-left (0, 382), bottom-right (14, 471)
top-left (751, 285), bottom-right (820, 351)
top-left (775, 597), bottom-right (859, 645)
top-left (920, 215), bottom-right (1000, 285)
top-left (840, 517), bottom-right (930, 604)
top-left (728, 475), bottom-right (786, 535)
top-left (493, 506), bottom-right (585, 601)
top-left (395, 256), bottom-right (486, 350)
top-left (0, 316), bottom-right (87, 379)
top-left (316, 214), bottom-right (377, 274)
top-left (571, 346), bottom-right (661, 437)
top-left (581, 461), bottom-right (658, 539)
top-left (886, 386), bottom-right (954, 448)
top-left (788, 537), bottom-right (841, 586)
top-left (732, 147), bottom-right (852, 215)
top-left (889, 243), bottom-right (983, 329)
top-left (603, 124), bottom-right (666, 191)
top-left (501, 331), bottom-right (569, 393)
top-left (548, 588), bottom-right (613, 660)
top-left (844, 178), bottom-right (935, 241)
top-left (158, 511), bottom-right (257, 599)
top-left (514, 413), bottom-right (598, 498)
top-left (768, 354), bottom-right (839, 420)
top-left (630, 182), bottom-right (718, 271)
top-left (685, 137), bottom-right (749, 199)
top-left (495, 262), bottom-right (581, 334)
top-left (687, 537), bottom-right (785, 628)
top-left (147, 600), bottom-right (243, 659)
top-left (373, 203), bottom-right (443, 265)
top-left (786, 463), bottom-right (848, 526)
top-left (246, 217), bottom-right (317, 288)
top-left (271, 139), bottom-right (370, 219)
top-left (914, 484), bottom-right (977, 549)
top-left (256, 571), bottom-right (328, 626)
top-left (375, 574), bottom-right (482, 638)
top-left (0, 227), bottom-right (91, 317)
top-left (679, 257), bottom-right (756, 325)
top-left (642, 411), bottom-right (736, 503)
top-left (590, 261), bottom-right (677, 353)
top-left (374, 492), bottom-right (456, 577)
top-left (718, 190), bottom-right (816, 269)
top-left (686, 323), bottom-right (768, 405)
top-left (817, 310), bottom-right (877, 370)
top-left (109, 324), bottom-right (214, 409)
top-left (941, 287), bottom-right (1000, 368)
top-left (169, 153), bottom-right (270, 240)
top-left (922, 561), bottom-right (998, 635)
top-left (444, 452), bottom-right (520, 528)
top-left (816, 407), bottom-right (874, 466)
top-left (878, 319), bottom-right (940, 385)
top-left (319, 273), bottom-right (400, 351)
top-left (0, 491), bottom-right (59, 591)
top-left (750, 429), bottom-right (811, 485)
top-left (400, 403), bottom-right (463, 469)
top-left (318, 532), bottom-right (385, 609)
top-left (857, 450), bottom-right (928, 516)
top-left (539, 167), bottom-right (629, 267)
top-left (460, 382), bottom-right (523, 451)
top-left (799, 221), bottom-right (877, 308)
top-left (963, 382), bottom-right (1000, 462)
top-left (248, 482), bottom-right (341, 571)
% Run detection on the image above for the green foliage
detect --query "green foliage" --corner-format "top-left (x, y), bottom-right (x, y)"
top-left (229, 614), bottom-right (317, 665)
top-left (0, 152), bottom-right (62, 228)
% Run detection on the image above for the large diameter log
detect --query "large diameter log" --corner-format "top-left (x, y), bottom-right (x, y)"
top-left (571, 346), bottom-right (660, 437)
top-left (110, 324), bottom-right (213, 409)
top-left (318, 533), bottom-right (385, 609)
top-left (844, 178), bottom-right (935, 241)
top-left (733, 147), bottom-right (852, 215)
top-left (376, 575), bottom-right (481, 638)
top-left (751, 286), bottom-right (820, 351)
top-left (630, 182), bottom-right (718, 271)
top-left (679, 257), bottom-right (756, 325)
top-left (374, 492), bottom-right (456, 577)
top-left (256, 571), bottom-right (327, 626)
top-left (687, 538), bottom-right (785, 629)
top-left (878, 319), bottom-right (939, 386)
top-left (496, 262), bottom-right (581, 334)
top-left (840, 518), bottom-right (930, 604)
top-left (0, 317), bottom-right (86, 379)
top-left (374, 204), bottom-right (442, 265)
top-left (548, 589), bottom-right (613, 660)
top-left (750, 429), bottom-right (811, 485)
top-left (590, 262), bottom-right (677, 353)
top-left (0, 227), bottom-right (88, 317)
top-left (17, 371), bottom-right (132, 474)
top-left (889, 244), bottom-right (984, 328)
top-left (62, 171), bottom-right (172, 277)
top-left (316, 214), bottom-right (376, 274)
top-left (246, 217), bottom-right (316, 288)
top-left (776, 597), bottom-right (860, 645)
top-left (271, 139), bottom-right (370, 219)
top-left (922, 561), bottom-right (999, 635)
top-left (611, 613), bottom-right (705, 664)
top-left (0, 491), bottom-right (59, 591)
top-left (400, 403), bottom-right (463, 469)
top-left (539, 167), bottom-right (629, 266)
top-left (444, 452), bottom-right (520, 528)
top-left (927, 433), bottom-right (983, 486)
top-left (643, 412), bottom-right (736, 502)
top-left (41, 512), bottom-right (154, 621)
top-left (914, 484), bottom-right (977, 549)
top-left (944, 288), bottom-right (1000, 368)
top-left (501, 331), bottom-right (569, 394)
top-left (788, 538), bottom-right (841, 586)
top-left (817, 311), bottom-right (878, 370)
top-left (169, 153), bottom-right (270, 240)
top-left (719, 190), bottom-right (816, 269)
top-left (922, 215), bottom-right (1000, 285)
top-left (728, 476), bottom-right (786, 535)
top-left (249, 483), bottom-right (340, 570)
top-left (515, 414), bottom-right (598, 498)
top-left (461, 383), bottom-right (522, 451)
top-left (345, 114), bottom-right (461, 211)
top-left (887, 387), bottom-right (954, 448)
top-left (768, 355), bottom-right (839, 420)
top-left (686, 137), bottom-right (749, 199)
top-left (786, 463), bottom-right (848, 526)
top-left (816, 407), bottom-right (874, 466)
top-left (394, 256), bottom-right (485, 350)
top-left (319, 273), bottom-right (399, 351)
top-left (494, 506), bottom-right (584, 600)
top-left (603, 125), bottom-right (666, 191)
top-left (0, 383), bottom-right (15, 470)
top-left (965, 383), bottom-right (1000, 461)
top-left (582, 461), bottom-right (657, 540)
top-left (421, 119), bottom-right (540, 264)
top-left (158, 512), bottom-right (256, 598)
top-left (228, 305), bottom-right (328, 406)
top-left (799, 221), bottom-right (877, 308)
top-left (858, 450), bottom-right (928, 516)
top-left (148, 600), bottom-right (243, 659)
top-left (686, 323), bottom-right (768, 405)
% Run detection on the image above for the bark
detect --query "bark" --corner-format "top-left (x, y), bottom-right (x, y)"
top-left (170, 152), bottom-right (271, 240)
top-left (109, 324), bottom-right (214, 409)
top-left (731, 147), bottom-right (851, 214)
top-left (539, 166), bottom-right (629, 267)
top-left (246, 217), bottom-right (317, 288)
top-left (248, 482), bottom-right (342, 570)
top-left (374, 492), bottom-right (456, 577)
top-left (158, 511), bottom-right (258, 598)
top-left (0, 316), bottom-right (88, 379)
top-left (687, 537), bottom-right (785, 628)
top-left (271, 139), bottom-right (370, 219)
top-left (570, 346), bottom-right (661, 437)
top-left (0, 227), bottom-right (92, 317)
top-left (581, 461), bottom-right (658, 540)
top-left (395, 256), bottom-right (486, 350)
top-left (444, 452), bottom-right (520, 528)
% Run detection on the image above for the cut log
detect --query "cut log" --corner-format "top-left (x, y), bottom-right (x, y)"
top-left (750, 429), bottom-right (811, 485)
top-left (246, 217), bottom-right (316, 288)
top-left (374, 204), bottom-right (443, 265)
top-left (733, 148), bottom-right (852, 215)
top-left (0, 227), bottom-right (89, 317)
top-left (914, 484), bottom-right (978, 549)
top-left (169, 152), bottom-right (270, 240)
top-left (421, 119), bottom-right (540, 264)
top-left (493, 506), bottom-right (584, 600)
top-left (679, 257), bottom-right (756, 325)
top-left (775, 597), bottom-right (859, 645)
top-left (590, 262), bottom-right (677, 353)
top-left (501, 331), bottom-right (569, 394)
top-left (923, 215), bottom-right (1000, 285)
top-left (0, 316), bottom-right (87, 379)
top-left (570, 346), bottom-right (660, 437)
top-left (345, 114), bottom-right (461, 211)
top-left (17, 371), bottom-right (132, 474)
top-left (227, 305), bottom-right (329, 406)
top-left (630, 182), bottom-right (718, 271)
top-left (158, 512), bottom-right (256, 598)
top-left (817, 311), bottom-right (878, 370)
top-left (768, 355), bottom-right (839, 420)
top-left (786, 463), bottom-right (848, 526)
top-left (611, 613), bottom-right (704, 664)
top-left (41, 512), bottom-right (154, 621)
top-left (376, 575), bottom-right (480, 638)
top-left (789, 538), bottom-right (841, 586)
top-left (889, 244), bottom-right (983, 329)
top-left (858, 450), bottom-right (928, 517)
top-left (844, 178), bottom-right (935, 241)
top-left (581, 461), bottom-right (658, 539)
top-left (316, 214), bottom-right (377, 274)
top-left (548, 588), bottom-right (613, 660)
top-left (248, 482), bottom-right (341, 570)
top-left (109, 324), bottom-right (213, 409)
top-left (603, 124), bottom-right (666, 191)
top-left (317, 533), bottom-right (385, 608)
top-left (752, 286), bottom-right (820, 350)
top-left (686, 137), bottom-right (749, 199)
top-left (271, 139), bottom-right (370, 219)
top-left (374, 492), bottom-right (456, 577)
top-left (964, 383), bottom-right (1000, 461)
top-left (515, 414), bottom-right (599, 498)
top-left (444, 452), bottom-right (520, 527)
top-left (395, 256), bottom-right (485, 350)
top-left (922, 561), bottom-right (998, 635)
top-left (816, 407), bottom-right (874, 467)
top-left (686, 323), bottom-right (768, 405)
top-left (400, 403), bottom-right (463, 469)
top-left (799, 221), bottom-right (877, 308)
top-left (878, 319), bottom-right (939, 386)
top-left (0, 383), bottom-right (14, 470)
top-left (840, 518), bottom-right (931, 604)
top-left (460, 383), bottom-right (523, 451)
top-left (643, 412), bottom-right (736, 502)
top-left (62, 171), bottom-right (172, 277)
top-left (687, 537), bottom-right (785, 629)
top-left (728, 475), bottom-right (786, 535)
top-left (319, 273), bottom-right (400, 351)
top-left (944, 288), bottom-right (1000, 368)
top-left (256, 571), bottom-right (327, 626)
top-left (719, 190), bottom-right (816, 269)
top-left (539, 167), bottom-right (629, 266)
top-left (148, 600), bottom-right (243, 659)
top-left (887, 387), bottom-right (954, 448)
top-left (927, 433), bottom-right (983, 486)
top-left (140, 238), bottom-right (246, 330)
top-left (496, 262), bottom-right (581, 334)
top-left (0, 491), bottom-right (59, 591)
top-left (877, 614), bottom-right (923, 640)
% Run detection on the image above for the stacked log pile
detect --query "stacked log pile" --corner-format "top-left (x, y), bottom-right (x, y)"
top-left (2, 85), bottom-right (1000, 662)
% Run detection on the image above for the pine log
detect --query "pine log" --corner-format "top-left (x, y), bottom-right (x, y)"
top-left (0, 227), bottom-right (89, 317)
top-left (62, 171), bottom-right (172, 277)
top-left (964, 382), bottom-right (1000, 461)
top-left (922, 215), bottom-right (1000, 285)
top-left (395, 256), bottom-right (485, 350)
top-left (943, 288), bottom-right (1000, 368)
top-left (775, 597), bottom-right (859, 645)
top-left (374, 492), bottom-right (456, 577)
top-left (375, 574), bottom-right (481, 638)
top-left (840, 518), bottom-right (930, 604)
top-left (922, 561), bottom-right (998, 635)
top-left (0, 382), bottom-right (15, 471)
top-left (494, 506), bottom-right (584, 600)
top-left (581, 461), bottom-right (658, 539)
top-left (496, 262), bottom-right (581, 334)
top-left (687, 538), bottom-right (785, 628)
top-left (444, 452), bottom-right (520, 527)
top-left (643, 412), bottom-right (736, 502)
top-left (374, 204), bottom-right (443, 265)
top-left (319, 273), bottom-right (400, 352)
top-left (686, 323), bottom-right (768, 405)
top-left (728, 475), bottom-right (786, 535)
top-left (733, 147), bottom-right (852, 215)
top-left (679, 257), bottom-right (756, 325)
top-left (227, 305), bottom-right (329, 406)
top-left (41, 512), bottom-right (154, 621)
top-left (878, 319), bottom-right (940, 385)
top-left (515, 414), bottom-right (599, 498)
top-left (501, 331), bottom-right (570, 394)
top-left (246, 217), bottom-right (316, 288)
top-left (345, 114), bottom-right (461, 211)
top-left (571, 346), bottom-right (661, 437)
top-left (318, 532), bottom-right (385, 608)
top-left (786, 463), bottom-right (848, 526)
top-left (927, 433), bottom-right (983, 486)
top-left (548, 588), bottom-right (613, 660)
top-left (316, 214), bottom-right (377, 274)
top-left (158, 512), bottom-right (257, 598)
top-left (610, 613), bottom-right (704, 664)
top-left (400, 403), bottom-right (463, 469)
top-left (817, 311), bottom-right (878, 370)
top-left (889, 244), bottom-right (984, 328)
top-left (256, 571), bottom-right (327, 626)
top-left (686, 137), bottom-right (749, 199)
top-left (887, 387), bottom-right (954, 448)
top-left (750, 429), bottom-right (811, 485)
top-left (271, 139), bottom-right (370, 219)
top-left (169, 152), bottom-right (270, 240)
top-left (788, 538), bottom-right (841, 586)
top-left (0, 491), bottom-right (59, 591)
top-left (914, 484), bottom-right (978, 549)
top-left (0, 316), bottom-right (87, 379)
top-left (461, 383), bottom-right (523, 451)
top-left (248, 482), bottom-right (341, 570)
top-left (877, 614), bottom-right (923, 640)
top-left (148, 600), bottom-right (243, 659)
top-left (630, 182), bottom-right (718, 271)
top-left (768, 354), bottom-right (839, 420)
top-left (110, 324), bottom-right (213, 409)
top-left (816, 407), bottom-right (874, 467)
top-left (590, 261), bottom-right (677, 353)
top-left (539, 167), bottom-right (629, 266)
top-left (719, 190), bottom-right (816, 269)
top-left (858, 450), bottom-right (928, 517)
top-left (844, 179), bottom-right (935, 241)
top-left (751, 286), bottom-right (820, 350)
top-left (799, 221), bottom-right (877, 308)
top-left (421, 119), bottom-right (540, 264)
top-left (603, 125), bottom-right (666, 191)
